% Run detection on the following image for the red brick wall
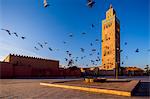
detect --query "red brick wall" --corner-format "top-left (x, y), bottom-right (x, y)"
top-left (14, 66), bottom-right (32, 78)
top-left (0, 62), bottom-right (13, 78)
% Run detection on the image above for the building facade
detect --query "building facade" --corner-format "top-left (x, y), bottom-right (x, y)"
top-left (101, 5), bottom-right (120, 70)
top-left (0, 54), bottom-right (81, 78)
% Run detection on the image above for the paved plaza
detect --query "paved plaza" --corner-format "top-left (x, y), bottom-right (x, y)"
top-left (0, 76), bottom-right (149, 99)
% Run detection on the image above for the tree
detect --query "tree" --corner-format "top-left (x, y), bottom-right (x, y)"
top-left (144, 65), bottom-right (150, 76)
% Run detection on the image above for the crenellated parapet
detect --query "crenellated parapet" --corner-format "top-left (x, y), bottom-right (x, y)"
top-left (9, 53), bottom-right (58, 62)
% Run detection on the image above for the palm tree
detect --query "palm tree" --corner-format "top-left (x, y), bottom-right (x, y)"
top-left (144, 65), bottom-right (150, 76)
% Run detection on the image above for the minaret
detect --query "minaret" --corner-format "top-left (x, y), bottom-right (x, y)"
top-left (101, 4), bottom-right (120, 70)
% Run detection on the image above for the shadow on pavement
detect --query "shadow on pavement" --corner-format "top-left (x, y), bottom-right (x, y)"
top-left (134, 82), bottom-right (150, 96)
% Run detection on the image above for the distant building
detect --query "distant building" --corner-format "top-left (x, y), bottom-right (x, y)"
top-left (0, 54), bottom-right (81, 78)
top-left (101, 4), bottom-right (120, 70)
top-left (122, 67), bottom-right (144, 76)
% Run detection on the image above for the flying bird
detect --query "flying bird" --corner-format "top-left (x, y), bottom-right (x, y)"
top-left (44, 42), bottom-right (48, 45)
top-left (34, 47), bottom-right (39, 51)
top-left (63, 41), bottom-right (67, 44)
top-left (82, 32), bottom-right (86, 35)
top-left (125, 42), bottom-right (127, 45)
top-left (38, 42), bottom-right (43, 48)
top-left (69, 33), bottom-right (73, 37)
top-left (64, 58), bottom-right (68, 61)
top-left (43, 0), bottom-right (50, 8)
top-left (67, 59), bottom-right (74, 66)
top-left (87, 0), bottom-right (96, 8)
top-left (89, 53), bottom-right (93, 56)
top-left (91, 24), bottom-right (95, 28)
top-left (95, 39), bottom-right (99, 42)
top-left (90, 43), bottom-right (93, 46)
top-left (135, 48), bottom-right (139, 53)
top-left (120, 49), bottom-right (123, 53)
top-left (13, 32), bottom-right (18, 37)
top-left (92, 49), bottom-right (96, 51)
top-left (80, 48), bottom-right (85, 53)
top-left (69, 53), bottom-right (72, 57)
top-left (21, 36), bottom-right (26, 40)
top-left (1, 29), bottom-right (11, 35)
top-left (66, 51), bottom-right (69, 54)
top-left (48, 47), bottom-right (53, 51)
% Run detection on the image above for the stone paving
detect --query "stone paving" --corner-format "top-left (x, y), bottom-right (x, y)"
top-left (0, 78), bottom-right (149, 99)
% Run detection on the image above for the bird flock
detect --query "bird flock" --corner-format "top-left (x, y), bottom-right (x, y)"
top-left (1, 0), bottom-right (149, 68)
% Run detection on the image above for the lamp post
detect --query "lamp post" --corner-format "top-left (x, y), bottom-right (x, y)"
top-left (115, 62), bottom-right (118, 79)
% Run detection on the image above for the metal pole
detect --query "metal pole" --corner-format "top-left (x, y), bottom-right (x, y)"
top-left (116, 62), bottom-right (118, 79)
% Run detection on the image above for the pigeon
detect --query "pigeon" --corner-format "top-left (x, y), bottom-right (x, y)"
top-left (80, 48), bottom-right (85, 53)
top-left (87, 0), bottom-right (96, 8)
top-left (90, 43), bottom-right (93, 46)
top-left (38, 42), bottom-right (43, 48)
top-left (1, 29), bottom-right (11, 35)
top-left (82, 32), bottom-right (86, 35)
top-left (64, 58), bottom-right (68, 61)
top-left (21, 36), bottom-right (26, 40)
top-left (69, 53), bottom-right (72, 57)
top-left (13, 32), bottom-right (18, 37)
top-left (66, 51), bottom-right (69, 54)
top-left (135, 48), bottom-right (139, 53)
top-left (44, 0), bottom-right (50, 8)
top-left (67, 59), bottom-right (74, 66)
top-left (34, 47), bottom-right (39, 51)
top-left (69, 33), bottom-right (73, 37)
top-left (44, 42), bottom-right (48, 45)
top-left (89, 53), bottom-right (93, 56)
top-left (92, 49), bottom-right (96, 51)
top-left (63, 41), bottom-right (67, 44)
top-left (95, 39), bottom-right (99, 42)
top-left (48, 47), bottom-right (53, 51)
top-left (120, 49), bottom-right (123, 52)
top-left (92, 24), bottom-right (95, 28)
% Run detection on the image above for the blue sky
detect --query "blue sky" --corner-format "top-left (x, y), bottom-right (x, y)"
top-left (0, 0), bottom-right (149, 68)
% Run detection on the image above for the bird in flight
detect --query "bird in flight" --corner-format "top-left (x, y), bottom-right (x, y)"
top-left (95, 38), bottom-right (99, 42)
top-left (48, 47), bottom-right (53, 51)
top-left (43, 0), bottom-right (50, 8)
top-left (125, 42), bottom-right (127, 45)
top-left (90, 43), bottom-right (93, 46)
top-left (67, 59), bottom-right (74, 66)
top-left (135, 48), bottom-right (139, 53)
top-left (13, 32), bottom-right (18, 37)
top-left (63, 41), bottom-right (67, 44)
top-left (21, 36), bottom-right (26, 40)
top-left (44, 42), bottom-right (48, 45)
top-left (92, 49), bottom-right (96, 51)
top-left (38, 42), bottom-right (43, 48)
top-left (1, 28), bottom-right (11, 35)
top-left (64, 58), bottom-right (68, 61)
top-left (69, 33), bottom-right (73, 37)
top-left (82, 32), bottom-right (86, 35)
top-left (92, 24), bottom-right (95, 28)
top-left (80, 48), bottom-right (85, 53)
top-left (34, 46), bottom-right (39, 51)
top-left (87, 0), bottom-right (96, 8)
top-left (69, 53), bottom-right (72, 57)
top-left (120, 49), bottom-right (123, 53)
